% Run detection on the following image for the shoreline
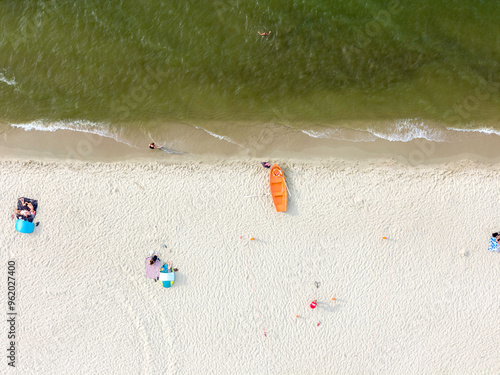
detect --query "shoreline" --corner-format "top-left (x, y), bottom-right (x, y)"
top-left (4, 123), bottom-right (500, 165)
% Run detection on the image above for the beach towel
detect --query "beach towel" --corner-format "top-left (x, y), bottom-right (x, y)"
top-left (145, 257), bottom-right (164, 279)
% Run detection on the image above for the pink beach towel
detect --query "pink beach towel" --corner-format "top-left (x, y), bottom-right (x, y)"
top-left (145, 257), bottom-right (163, 279)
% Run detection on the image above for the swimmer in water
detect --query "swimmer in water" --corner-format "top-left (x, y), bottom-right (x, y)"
top-left (149, 142), bottom-right (162, 150)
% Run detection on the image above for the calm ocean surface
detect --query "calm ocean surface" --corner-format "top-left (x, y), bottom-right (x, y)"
top-left (0, 0), bottom-right (499, 153)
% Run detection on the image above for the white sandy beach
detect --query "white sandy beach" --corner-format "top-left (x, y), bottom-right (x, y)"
top-left (1, 159), bottom-right (499, 374)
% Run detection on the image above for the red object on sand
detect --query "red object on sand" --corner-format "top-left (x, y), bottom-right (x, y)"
top-left (310, 300), bottom-right (317, 309)
top-left (317, 321), bottom-right (321, 326)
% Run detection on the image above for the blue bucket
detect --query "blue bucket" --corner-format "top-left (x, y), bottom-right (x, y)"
top-left (16, 219), bottom-right (35, 234)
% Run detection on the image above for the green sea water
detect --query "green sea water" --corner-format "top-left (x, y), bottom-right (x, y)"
top-left (0, 0), bottom-right (499, 145)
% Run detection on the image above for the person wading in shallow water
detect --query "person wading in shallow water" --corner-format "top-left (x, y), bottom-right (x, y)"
top-left (149, 142), bottom-right (163, 150)
top-left (488, 232), bottom-right (500, 252)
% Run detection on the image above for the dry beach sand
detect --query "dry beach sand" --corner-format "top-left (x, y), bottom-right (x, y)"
top-left (1, 159), bottom-right (499, 374)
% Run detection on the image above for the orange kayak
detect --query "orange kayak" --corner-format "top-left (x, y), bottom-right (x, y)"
top-left (270, 164), bottom-right (287, 212)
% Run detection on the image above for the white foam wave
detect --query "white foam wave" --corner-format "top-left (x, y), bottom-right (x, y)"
top-left (446, 126), bottom-right (500, 137)
top-left (368, 119), bottom-right (448, 142)
top-left (191, 124), bottom-right (249, 151)
top-left (10, 119), bottom-right (132, 146)
top-left (0, 72), bottom-right (16, 86)
top-left (199, 127), bottom-right (235, 143)
top-left (301, 129), bottom-right (376, 142)
top-left (303, 119), bottom-right (453, 143)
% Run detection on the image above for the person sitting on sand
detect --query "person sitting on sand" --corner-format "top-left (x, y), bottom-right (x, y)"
top-left (149, 142), bottom-right (163, 150)
top-left (15, 198), bottom-right (35, 218)
top-left (258, 31), bottom-right (271, 36)
top-left (149, 254), bottom-right (159, 265)
top-left (261, 162), bottom-right (271, 168)
top-left (488, 232), bottom-right (500, 252)
top-left (161, 262), bottom-right (178, 273)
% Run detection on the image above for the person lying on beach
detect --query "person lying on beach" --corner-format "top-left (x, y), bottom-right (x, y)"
top-left (258, 31), bottom-right (271, 36)
top-left (160, 262), bottom-right (178, 273)
top-left (261, 162), bottom-right (271, 168)
top-left (488, 232), bottom-right (500, 252)
top-left (149, 252), bottom-right (161, 265)
top-left (149, 142), bottom-right (163, 150)
top-left (15, 198), bottom-right (36, 218)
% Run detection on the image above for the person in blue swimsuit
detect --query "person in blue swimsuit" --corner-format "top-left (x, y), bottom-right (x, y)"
top-left (161, 262), bottom-right (178, 272)
top-left (488, 232), bottom-right (500, 252)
